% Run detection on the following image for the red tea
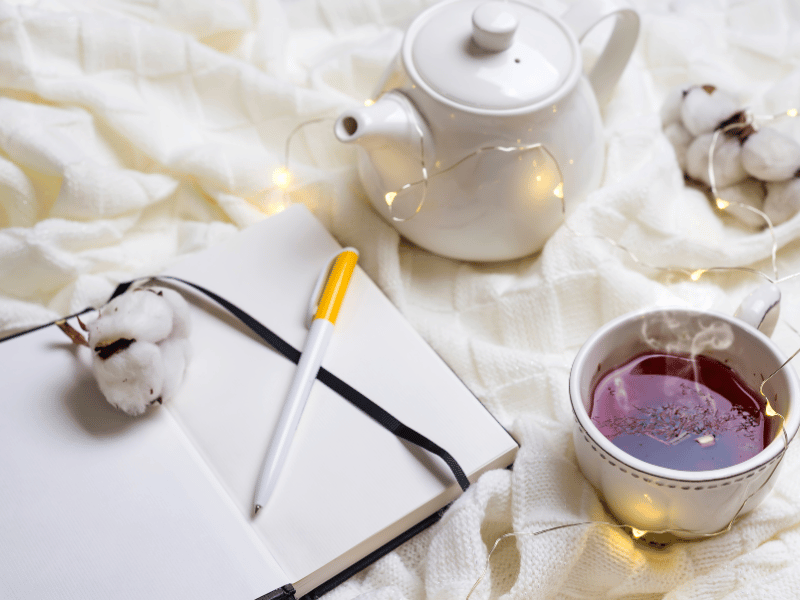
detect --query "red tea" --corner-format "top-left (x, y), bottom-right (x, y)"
top-left (590, 352), bottom-right (768, 471)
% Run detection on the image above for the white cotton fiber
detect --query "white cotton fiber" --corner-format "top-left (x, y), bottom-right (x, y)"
top-left (91, 340), bottom-right (165, 416)
top-left (686, 133), bottom-right (748, 188)
top-left (680, 86), bottom-right (740, 136)
top-left (763, 178), bottom-right (800, 226)
top-left (88, 289), bottom-right (173, 345)
top-left (86, 285), bottom-right (192, 415)
top-left (664, 121), bottom-right (693, 171)
top-left (741, 128), bottom-right (800, 181)
top-left (154, 287), bottom-right (191, 339)
top-left (717, 178), bottom-right (766, 229)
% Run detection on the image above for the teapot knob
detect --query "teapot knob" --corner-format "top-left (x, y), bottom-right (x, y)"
top-left (472, 2), bottom-right (518, 52)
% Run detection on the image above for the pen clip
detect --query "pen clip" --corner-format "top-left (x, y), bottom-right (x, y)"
top-left (306, 247), bottom-right (359, 328)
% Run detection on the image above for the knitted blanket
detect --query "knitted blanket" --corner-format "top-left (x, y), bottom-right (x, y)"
top-left (2, 0), bottom-right (800, 598)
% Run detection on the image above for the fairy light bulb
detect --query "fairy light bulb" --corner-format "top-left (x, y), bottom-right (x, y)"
top-left (631, 528), bottom-right (647, 539)
top-left (716, 198), bottom-right (729, 210)
top-left (787, 108), bottom-right (798, 118)
top-left (554, 182), bottom-right (564, 199)
top-left (385, 191), bottom-right (397, 207)
top-left (690, 269), bottom-right (705, 281)
top-left (272, 167), bottom-right (291, 189)
top-left (364, 99), bottom-right (375, 107)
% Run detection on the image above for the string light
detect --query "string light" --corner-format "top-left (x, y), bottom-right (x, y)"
top-left (705, 110), bottom-right (784, 279)
top-left (277, 105), bottom-right (799, 569)
top-left (346, 92), bottom-right (566, 222)
top-left (464, 523), bottom-right (622, 600)
top-left (271, 167), bottom-right (291, 189)
top-left (276, 116), bottom-right (331, 204)
top-left (377, 140), bottom-right (565, 221)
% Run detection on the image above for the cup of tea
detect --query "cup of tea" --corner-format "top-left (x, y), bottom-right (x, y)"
top-left (569, 287), bottom-right (800, 539)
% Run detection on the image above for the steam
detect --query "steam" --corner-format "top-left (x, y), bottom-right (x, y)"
top-left (640, 316), bottom-right (735, 414)
top-left (641, 317), bottom-right (734, 357)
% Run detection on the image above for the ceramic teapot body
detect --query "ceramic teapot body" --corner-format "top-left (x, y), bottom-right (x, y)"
top-left (335, 0), bottom-right (639, 261)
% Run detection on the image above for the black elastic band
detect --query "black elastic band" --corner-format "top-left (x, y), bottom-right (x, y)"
top-left (0, 307), bottom-right (95, 343)
top-left (38, 276), bottom-right (471, 491)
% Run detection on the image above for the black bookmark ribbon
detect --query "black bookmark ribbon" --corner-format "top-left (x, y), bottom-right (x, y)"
top-left (6, 276), bottom-right (471, 492)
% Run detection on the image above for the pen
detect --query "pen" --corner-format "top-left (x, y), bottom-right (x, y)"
top-left (253, 248), bottom-right (359, 516)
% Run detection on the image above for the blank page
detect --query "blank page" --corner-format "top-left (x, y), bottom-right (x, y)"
top-left (0, 326), bottom-right (285, 600)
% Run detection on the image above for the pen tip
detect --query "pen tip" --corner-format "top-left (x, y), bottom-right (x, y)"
top-left (253, 505), bottom-right (261, 517)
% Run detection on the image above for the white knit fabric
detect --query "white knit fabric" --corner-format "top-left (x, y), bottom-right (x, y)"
top-left (3, 0), bottom-right (800, 598)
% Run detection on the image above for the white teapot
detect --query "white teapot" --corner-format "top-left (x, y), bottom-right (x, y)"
top-left (334, 0), bottom-right (639, 261)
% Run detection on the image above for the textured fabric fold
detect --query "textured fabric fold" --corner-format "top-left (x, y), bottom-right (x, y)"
top-left (4, 0), bottom-right (800, 598)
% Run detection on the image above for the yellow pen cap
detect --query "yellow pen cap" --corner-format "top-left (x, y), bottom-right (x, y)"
top-left (314, 249), bottom-right (358, 324)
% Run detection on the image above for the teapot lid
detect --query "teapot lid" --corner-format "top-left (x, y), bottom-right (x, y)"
top-left (406, 0), bottom-right (579, 111)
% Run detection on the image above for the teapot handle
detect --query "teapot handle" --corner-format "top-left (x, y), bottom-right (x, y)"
top-left (561, 0), bottom-right (639, 106)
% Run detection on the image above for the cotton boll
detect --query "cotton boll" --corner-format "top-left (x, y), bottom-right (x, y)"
top-left (92, 340), bottom-right (165, 416)
top-left (686, 133), bottom-right (748, 188)
top-left (664, 121), bottom-right (693, 171)
top-left (717, 178), bottom-right (766, 229)
top-left (763, 178), bottom-right (800, 226)
top-left (143, 286), bottom-right (191, 339)
top-left (680, 86), bottom-right (740, 136)
top-left (741, 128), bottom-right (800, 182)
top-left (86, 285), bottom-right (192, 415)
top-left (88, 288), bottom-right (174, 346)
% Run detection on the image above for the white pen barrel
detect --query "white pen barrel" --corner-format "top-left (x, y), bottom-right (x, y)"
top-left (254, 318), bottom-right (334, 509)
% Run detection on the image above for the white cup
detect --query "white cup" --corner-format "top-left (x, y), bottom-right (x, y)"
top-left (569, 293), bottom-right (800, 539)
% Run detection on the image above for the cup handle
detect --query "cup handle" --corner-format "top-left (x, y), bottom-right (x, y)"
top-left (734, 283), bottom-right (781, 337)
top-left (561, 0), bottom-right (639, 106)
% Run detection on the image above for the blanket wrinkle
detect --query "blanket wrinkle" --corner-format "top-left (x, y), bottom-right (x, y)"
top-left (4, 0), bottom-right (800, 598)
top-left (0, 153), bottom-right (38, 227)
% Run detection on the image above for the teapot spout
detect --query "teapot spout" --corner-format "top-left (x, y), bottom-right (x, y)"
top-left (334, 92), bottom-right (432, 157)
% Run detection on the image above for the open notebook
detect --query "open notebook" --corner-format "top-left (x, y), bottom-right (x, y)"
top-left (0, 205), bottom-right (518, 600)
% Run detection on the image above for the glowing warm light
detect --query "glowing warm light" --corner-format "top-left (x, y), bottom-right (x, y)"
top-left (631, 528), bottom-right (647, 539)
top-left (632, 494), bottom-right (662, 523)
top-left (272, 167), bottom-right (291, 189)
top-left (385, 191), bottom-right (397, 207)
top-left (766, 403), bottom-right (779, 417)
top-left (690, 269), bottom-right (706, 281)
top-left (364, 99), bottom-right (375, 107)
top-left (788, 108), bottom-right (798, 117)
top-left (263, 201), bottom-right (288, 216)
top-left (553, 182), bottom-right (564, 199)
top-left (716, 198), bottom-right (730, 210)
top-left (529, 167), bottom-right (558, 199)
